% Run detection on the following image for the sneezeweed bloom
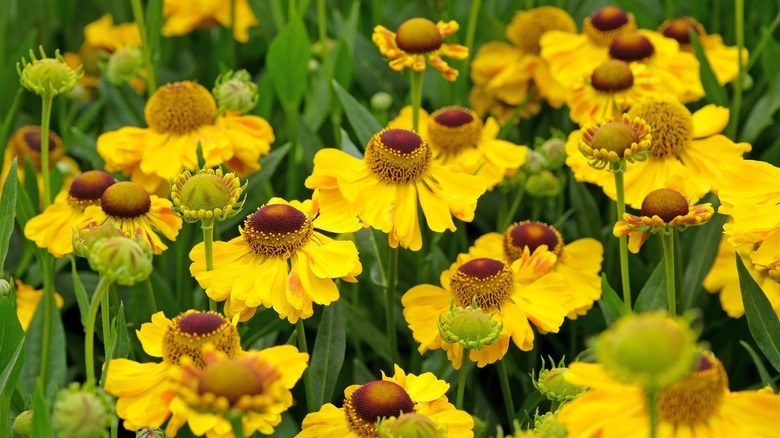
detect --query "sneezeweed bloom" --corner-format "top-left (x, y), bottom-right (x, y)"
top-left (24, 170), bottom-right (116, 257)
top-left (403, 254), bottom-right (570, 369)
top-left (613, 188), bottom-right (713, 253)
top-left (190, 196), bottom-right (362, 322)
top-left (212, 69), bottom-right (258, 114)
top-left (558, 351), bottom-right (780, 437)
top-left (1, 126), bottom-right (80, 192)
top-left (388, 106), bottom-right (527, 190)
top-left (169, 346), bottom-right (308, 436)
top-left (12, 280), bottom-right (64, 332)
top-left (18, 47), bottom-right (82, 97)
top-left (468, 221), bottom-right (603, 319)
top-left (566, 100), bottom-right (751, 209)
top-left (577, 113), bottom-right (653, 172)
top-left (305, 129), bottom-right (486, 251)
top-left (51, 383), bottom-right (115, 438)
top-left (162, 0), bottom-right (259, 42)
top-left (171, 167), bottom-right (245, 222)
top-left (84, 14), bottom-right (142, 51)
top-left (372, 18), bottom-right (468, 81)
top-left (105, 310), bottom-right (242, 433)
top-left (81, 181), bottom-right (182, 254)
top-left (297, 365), bottom-right (474, 437)
top-left (532, 357), bottom-right (587, 403)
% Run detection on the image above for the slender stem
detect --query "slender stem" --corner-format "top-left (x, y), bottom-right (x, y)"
top-left (662, 233), bottom-right (677, 316)
top-left (130, 0), bottom-right (157, 94)
top-left (664, 0), bottom-right (676, 19)
top-left (410, 71), bottom-right (424, 132)
top-left (456, 355), bottom-right (469, 410)
top-left (202, 218), bottom-right (218, 311)
top-left (727, 0), bottom-right (744, 139)
top-left (227, 411), bottom-right (246, 438)
top-left (457, 0), bottom-right (481, 105)
top-left (39, 94), bottom-right (53, 207)
top-left (317, 0), bottom-right (330, 76)
top-left (745, 11), bottom-right (780, 72)
top-left (386, 247), bottom-right (399, 366)
top-left (39, 256), bottom-right (55, 388)
top-left (497, 360), bottom-right (517, 430)
top-left (101, 284), bottom-right (111, 362)
top-left (614, 171), bottom-right (632, 312)
top-left (144, 278), bottom-right (157, 314)
top-left (647, 389), bottom-right (658, 438)
top-left (85, 275), bottom-right (114, 389)
top-left (296, 319), bottom-right (316, 412)
top-left (499, 185), bottom-right (525, 232)
top-left (289, 0), bottom-right (297, 19)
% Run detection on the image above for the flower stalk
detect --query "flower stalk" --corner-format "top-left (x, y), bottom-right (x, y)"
top-left (614, 171), bottom-right (632, 312)
top-left (84, 275), bottom-right (114, 389)
top-left (661, 232), bottom-right (676, 315)
top-left (296, 319), bottom-right (316, 413)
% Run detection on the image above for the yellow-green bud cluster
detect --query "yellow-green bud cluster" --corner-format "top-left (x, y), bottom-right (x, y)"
top-left (532, 411), bottom-right (567, 438)
top-left (51, 383), bottom-right (115, 438)
top-left (18, 47), bottom-right (82, 97)
top-left (378, 413), bottom-right (446, 438)
top-left (532, 357), bottom-right (586, 402)
top-left (212, 70), bottom-right (258, 114)
top-left (87, 236), bottom-right (153, 286)
top-left (72, 222), bottom-right (129, 258)
top-left (104, 47), bottom-right (143, 85)
top-left (0, 279), bottom-right (11, 299)
top-left (438, 299), bottom-right (502, 350)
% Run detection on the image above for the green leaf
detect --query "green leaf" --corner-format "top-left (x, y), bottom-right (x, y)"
top-left (30, 380), bottom-right (52, 437)
top-left (740, 74), bottom-right (780, 143)
top-left (267, 17), bottom-right (312, 107)
top-left (598, 274), bottom-right (624, 326)
top-left (738, 255), bottom-right (780, 373)
top-left (340, 128), bottom-right (363, 159)
top-left (70, 257), bottom-right (90, 329)
top-left (344, 301), bottom-right (391, 363)
top-left (689, 30), bottom-right (729, 107)
top-left (0, 158), bottom-right (17, 272)
top-left (310, 300), bottom-right (346, 409)
top-left (0, 293), bottom-right (26, 430)
top-left (681, 214), bottom-right (727, 312)
top-left (333, 81), bottom-right (382, 148)
top-left (739, 340), bottom-right (778, 392)
top-left (113, 303), bottom-right (130, 360)
top-left (332, 39), bottom-right (353, 89)
top-left (567, 176), bottom-right (602, 239)
top-left (634, 260), bottom-right (667, 312)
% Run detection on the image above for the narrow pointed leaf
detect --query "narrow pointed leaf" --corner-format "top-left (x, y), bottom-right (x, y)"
top-left (310, 301), bottom-right (346, 409)
top-left (738, 255), bottom-right (780, 373)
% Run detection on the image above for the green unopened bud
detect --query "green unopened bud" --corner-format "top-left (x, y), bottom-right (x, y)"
top-left (51, 383), bottom-right (114, 438)
top-left (12, 410), bottom-right (32, 438)
top-left (371, 92), bottom-right (393, 112)
top-left (0, 279), bottom-right (11, 299)
top-left (72, 223), bottom-right (128, 258)
top-left (378, 413), bottom-right (446, 438)
top-left (740, 72), bottom-right (753, 90)
top-left (539, 138), bottom-right (566, 169)
top-left (104, 47), bottom-right (143, 85)
top-left (212, 70), bottom-right (258, 114)
top-left (311, 39), bottom-right (336, 58)
top-left (438, 299), bottom-right (502, 350)
top-left (525, 170), bottom-right (561, 197)
top-left (88, 236), bottom-right (153, 286)
top-left (171, 167), bottom-right (246, 222)
top-left (532, 412), bottom-right (566, 438)
top-left (532, 357), bottom-right (586, 402)
top-left (18, 47), bottom-right (82, 97)
top-left (136, 428), bottom-right (166, 438)
top-left (523, 151), bottom-right (547, 174)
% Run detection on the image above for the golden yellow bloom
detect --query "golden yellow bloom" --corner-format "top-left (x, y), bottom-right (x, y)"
top-left (84, 14), bottom-right (142, 51)
top-left (297, 364), bottom-right (474, 437)
top-left (2, 126), bottom-right (80, 195)
top-left (162, 0), bottom-right (259, 43)
top-left (388, 106), bottom-right (527, 189)
top-left (169, 345), bottom-right (308, 436)
top-left (13, 280), bottom-right (64, 332)
top-left (81, 181), bottom-right (182, 254)
top-left (403, 252), bottom-right (570, 369)
top-left (373, 18), bottom-right (468, 81)
top-left (613, 188), bottom-right (713, 253)
top-left (566, 100), bottom-right (751, 209)
top-left (97, 81), bottom-right (273, 194)
top-left (467, 221), bottom-right (603, 319)
top-left (305, 129), bottom-right (486, 251)
top-left (558, 351), bottom-right (780, 437)
top-left (190, 195), bottom-right (362, 323)
top-left (24, 170), bottom-right (116, 257)
top-left (469, 83), bottom-right (542, 124)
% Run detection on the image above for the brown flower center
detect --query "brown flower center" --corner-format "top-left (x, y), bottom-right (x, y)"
top-left (506, 6), bottom-right (577, 55)
top-left (427, 107), bottom-right (483, 155)
top-left (68, 170), bottom-right (116, 209)
top-left (8, 126), bottom-right (64, 171)
top-left (161, 310), bottom-right (240, 367)
top-left (658, 353), bottom-right (728, 424)
top-left (144, 81), bottom-right (217, 134)
top-left (659, 17), bottom-right (705, 50)
top-left (364, 129), bottom-right (431, 184)
top-left (395, 18), bottom-right (442, 54)
top-left (610, 32), bottom-right (655, 62)
top-left (242, 204), bottom-right (313, 258)
top-left (504, 221), bottom-right (563, 260)
top-left (590, 60), bottom-right (634, 92)
top-left (346, 380), bottom-right (415, 437)
top-left (628, 99), bottom-right (693, 158)
top-left (100, 181), bottom-right (151, 218)
top-left (641, 188), bottom-right (689, 222)
top-left (584, 6), bottom-right (637, 47)
top-left (450, 258), bottom-right (514, 310)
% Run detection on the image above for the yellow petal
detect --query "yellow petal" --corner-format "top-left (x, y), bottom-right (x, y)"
top-left (691, 105), bottom-right (729, 138)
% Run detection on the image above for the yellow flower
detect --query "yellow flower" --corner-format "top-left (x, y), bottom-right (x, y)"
top-left (469, 83), bottom-right (542, 124)
top-left (84, 14), bottom-right (142, 51)
top-left (613, 188), bottom-right (713, 253)
top-left (162, 0), bottom-right (259, 43)
top-left (297, 364), bottom-right (474, 437)
top-left (703, 236), bottom-right (780, 318)
top-left (558, 351), bottom-right (780, 437)
top-left (402, 252), bottom-right (571, 369)
top-left (467, 221), bottom-right (603, 319)
top-left (169, 345), bottom-right (308, 436)
top-left (81, 181), bottom-right (182, 255)
top-left (305, 129), bottom-right (486, 251)
top-left (190, 195), bottom-right (362, 323)
top-left (372, 18), bottom-right (468, 81)
top-left (104, 310), bottom-right (241, 434)
top-left (25, 170), bottom-right (116, 257)
top-left (13, 280), bottom-right (64, 332)
top-left (388, 106), bottom-right (527, 190)
top-left (97, 81), bottom-right (273, 194)
top-left (1, 126), bottom-right (80, 196)
top-left (566, 100), bottom-right (751, 209)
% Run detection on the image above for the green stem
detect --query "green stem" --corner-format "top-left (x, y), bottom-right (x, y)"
top-left (386, 247), bottom-right (399, 366)
top-left (745, 11), bottom-right (780, 72)
top-left (647, 389), bottom-right (658, 438)
top-left (289, 0), bottom-right (297, 19)
top-left (664, 0), bottom-right (676, 19)
top-left (614, 171), bottom-right (632, 312)
top-left (456, 355), bottom-right (469, 410)
top-left (85, 275), bottom-right (114, 389)
top-left (662, 233), bottom-right (677, 316)
top-left (144, 278), bottom-right (158, 315)
top-left (39, 94), bottom-right (53, 208)
top-left (202, 218), bottom-right (218, 312)
top-left (284, 106), bottom-right (301, 200)
top-left (727, 0), bottom-right (744, 139)
top-left (130, 0), bottom-right (157, 94)
top-left (101, 283), bottom-right (111, 363)
top-left (227, 411), bottom-right (246, 438)
top-left (497, 359), bottom-right (517, 430)
top-left (499, 185), bottom-right (525, 232)
top-left (410, 71), bottom-right (424, 132)
top-left (296, 319), bottom-right (316, 412)
top-left (457, 0), bottom-right (481, 104)
top-left (39, 256), bottom-right (55, 388)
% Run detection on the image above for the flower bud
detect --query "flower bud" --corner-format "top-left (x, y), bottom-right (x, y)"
top-left (51, 383), bottom-right (114, 438)
top-left (523, 151), bottom-right (547, 174)
top-left (525, 170), bottom-right (561, 197)
top-left (12, 410), bottom-right (32, 438)
top-left (0, 279), bottom-right (11, 299)
top-left (136, 427), bottom-right (166, 438)
top-left (438, 299), bottom-right (502, 350)
top-left (533, 358), bottom-right (586, 402)
top-left (378, 412), bottom-right (446, 438)
top-left (104, 47), bottom-right (143, 85)
top-left (371, 92), bottom-right (393, 112)
top-left (171, 167), bottom-right (245, 222)
top-left (533, 411), bottom-right (566, 438)
top-left (18, 47), bottom-right (82, 97)
top-left (72, 223), bottom-right (128, 258)
top-left (87, 236), bottom-right (153, 286)
top-left (212, 70), bottom-right (258, 114)
top-left (539, 138), bottom-right (566, 169)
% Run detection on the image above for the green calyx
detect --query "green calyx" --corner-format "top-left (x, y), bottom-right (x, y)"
top-left (438, 299), bottom-right (502, 350)
top-left (18, 46), bottom-right (83, 97)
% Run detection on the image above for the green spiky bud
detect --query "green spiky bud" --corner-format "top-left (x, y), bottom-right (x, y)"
top-left (438, 299), bottom-right (502, 350)
top-left (212, 70), bottom-right (258, 114)
top-left (104, 47), bottom-right (143, 85)
top-left (87, 236), bottom-right (153, 286)
top-left (18, 47), bottom-right (82, 97)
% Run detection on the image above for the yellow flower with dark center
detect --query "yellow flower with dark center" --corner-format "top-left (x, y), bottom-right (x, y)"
top-left (97, 81), bottom-right (273, 194)
top-left (190, 195), bottom-right (362, 323)
top-left (169, 345), bottom-right (307, 436)
top-left (162, 0), bottom-right (259, 42)
top-left (566, 100), bottom-right (751, 209)
top-left (403, 252), bottom-right (571, 369)
top-left (81, 181), bottom-right (182, 254)
top-left (297, 365), bottom-right (474, 437)
top-left (1, 126), bottom-right (80, 193)
top-left (373, 18), bottom-right (468, 81)
top-left (558, 351), bottom-right (780, 437)
top-left (25, 170), bottom-right (116, 257)
top-left (305, 129), bottom-right (486, 251)
top-left (388, 106), bottom-right (527, 190)
top-left (12, 280), bottom-right (64, 332)
top-left (104, 310), bottom-right (241, 434)
top-left (467, 221), bottom-right (603, 319)
top-left (613, 188), bottom-right (713, 253)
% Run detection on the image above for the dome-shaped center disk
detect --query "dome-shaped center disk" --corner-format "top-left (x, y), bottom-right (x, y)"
top-left (144, 81), bottom-right (217, 134)
top-left (590, 60), bottom-right (634, 92)
top-left (180, 174), bottom-right (232, 212)
top-left (380, 129), bottom-right (424, 155)
top-left (458, 258), bottom-right (506, 280)
top-left (660, 18), bottom-right (703, 45)
top-left (588, 122), bottom-right (637, 155)
top-left (395, 18), bottom-right (443, 54)
top-left (69, 170), bottom-right (115, 201)
top-left (23, 129), bottom-right (57, 153)
top-left (641, 188), bottom-right (689, 222)
top-left (162, 311), bottom-right (240, 367)
top-left (247, 204), bottom-right (307, 235)
top-left (658, 353), bottom-right (727, 424)
top-left (365, 129), bottom-right (431, 184)
top-left (590, 6), bottom-right (629, 31)
top-left (509, 222), bottom-right (560, 253)
top-left (628, 99), bottom-right (693, 158)
top-left (610, 33), bottom-right (655, 62)
top-left (100, 181), bottom-right (152, 218)
top-left (178, 312), bottom-right (227, 336)
top-left (199, 360), bottom-right (265, 404)
top-left (433, 107), bottom-right (474, 127)
top-left (506, 6), bottom-right (577, 55)
top-left (351, 381), bottom-right (415, 423)
top-left (450, 258), bottom-right (514, 310)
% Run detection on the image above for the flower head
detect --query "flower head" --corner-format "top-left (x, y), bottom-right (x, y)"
top-left (212, 69), bottom-right (258, 114)
top-left (373, 18), bottom-right (468, 81)
top-left (162, 0), bottom-right (259, 42)
top-left (578, 113), bottom-right (653, 172)
top-left (171, 167), bottom-right (245, 222)
top-left (18, 47), bottom-right (82, 97)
